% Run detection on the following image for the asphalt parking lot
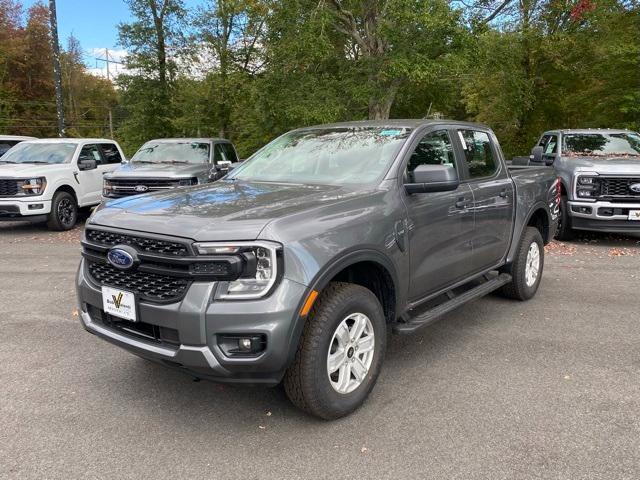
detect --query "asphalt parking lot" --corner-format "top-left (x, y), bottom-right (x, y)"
top-left (1, 221), bottom-right (639, 480)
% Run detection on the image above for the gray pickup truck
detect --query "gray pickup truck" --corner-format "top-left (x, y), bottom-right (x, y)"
top-left (528, 129), bottom-right (640, 239)
top-left (77, 120), bottom-right (559, 419)
top-left (103, 138), bottom-right (239, 199)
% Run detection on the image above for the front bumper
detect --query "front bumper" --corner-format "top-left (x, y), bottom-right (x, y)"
top-left (0, 198), bottom-right (51, 221)
top-left (76, 259), bottom-right (308, 385)
top-left (568, 199), bottom-right (640, 233)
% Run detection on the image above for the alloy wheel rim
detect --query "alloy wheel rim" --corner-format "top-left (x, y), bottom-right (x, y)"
top-left (525, 242), bottom-right (540, 287)
top-left (327, 312), bottom-right (375, 394)
top-left (58, 198), bottom-right (75, 226)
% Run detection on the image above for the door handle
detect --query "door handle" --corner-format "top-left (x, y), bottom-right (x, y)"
top-left (499, 189), bottom-right (508, 198)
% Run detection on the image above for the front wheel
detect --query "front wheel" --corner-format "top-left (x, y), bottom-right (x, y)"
top-left (284, 282), bottom-right (386, 420)
top-left (499, 226), bottom-right (544, 301)
top-left (555, 196), bottom-right (574, 241)
top-left (47, 191), bottom-right (78, 231)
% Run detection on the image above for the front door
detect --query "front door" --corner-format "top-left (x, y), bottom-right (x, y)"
top-left (76, 144), bottom-right (105, 205)
top-left (404, 128), bottom-right (475, 301)
top-left (456, 129), bottom-right (514, 272)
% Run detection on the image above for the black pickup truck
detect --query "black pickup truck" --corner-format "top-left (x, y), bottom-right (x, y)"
top-left (77, 120), bottom-right (560, 419)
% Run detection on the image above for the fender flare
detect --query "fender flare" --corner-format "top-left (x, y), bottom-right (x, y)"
top-left (282, 248), bottom-right (401, 370)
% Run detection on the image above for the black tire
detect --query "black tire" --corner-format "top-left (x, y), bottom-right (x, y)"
top-left (555, 196), bottom-right (574, 241)
top-left (284, 282), bottom-right (386, 420)
top-left (499, 227), bottom-right (544, 301)
top-left (47, 191), bottom-right (78, 231)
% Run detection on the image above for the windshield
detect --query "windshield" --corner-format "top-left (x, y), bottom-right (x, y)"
top-left (0, 142), bottom-right (76, 164)
top-left (131, 142), bottom-right (210, 164)
top-left (563, 132), bottom-right (640, 157)
top-left (229, 127), bottom-right (412, 185)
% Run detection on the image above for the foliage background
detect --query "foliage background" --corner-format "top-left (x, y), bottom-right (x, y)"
top-left (0, 0), bottom-right (638, 158)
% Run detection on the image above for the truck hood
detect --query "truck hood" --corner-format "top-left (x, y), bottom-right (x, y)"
top-left (90, 180), bottom-right (359, 241)
top-left (105, 162), bottom-right (209, 179)
top-left (0, 163), bottom-right (68, 177)
top-left (564, 156), bottom-right (640, 174)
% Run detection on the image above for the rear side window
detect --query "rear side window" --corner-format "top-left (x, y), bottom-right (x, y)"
top-left (406, 130), bottom-right (455, 175)
top-left (99, 143), bottom-right (123, 164)
top-left (458, 130), bottom-right (497, 179)
top-left (79, 144), bottom-right (103, 165)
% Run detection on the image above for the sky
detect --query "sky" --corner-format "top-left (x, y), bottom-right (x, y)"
top-left (21, 0), bottom-right (203, 77)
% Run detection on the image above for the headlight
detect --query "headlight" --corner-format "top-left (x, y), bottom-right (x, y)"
top-left (576, 175), bottom-right (600, 200)
top-left (103, 179), bottom-right (113, 196)
top-left (194, 241), bottom-right (281, 299)
top-left (16, 177), bottom-right (46, 196)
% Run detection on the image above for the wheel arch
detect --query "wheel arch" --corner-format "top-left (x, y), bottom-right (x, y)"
top-left (307, 249), bottom-right (399, 325)
top-left (283, 249), bottom-right (400, 371)
top-left (525, 204), bottom-right (552, 244)
top-left (53, 184), bottom-right (78, 203)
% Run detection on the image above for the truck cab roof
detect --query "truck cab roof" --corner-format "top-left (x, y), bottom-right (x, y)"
top-left (302, 119), bottom-right (491, 131)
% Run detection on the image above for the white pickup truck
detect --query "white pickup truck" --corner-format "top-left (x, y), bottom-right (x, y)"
top-left (0, 138), bottom-right (125, 230)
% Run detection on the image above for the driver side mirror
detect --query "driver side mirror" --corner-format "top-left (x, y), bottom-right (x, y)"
top-left (78, 158), bottom-right (97, 171)
top-left (209, 160), bottom-right (233, 180)
top-left (216, 160), bottom-right (233, 171)
top-left (530, 146), bottom-right (544, 165)
top-left (405, 164), bottom-right (459, 194)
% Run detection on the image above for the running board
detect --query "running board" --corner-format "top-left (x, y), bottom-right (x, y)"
top-left (393, 273), bottom-right (512, 335)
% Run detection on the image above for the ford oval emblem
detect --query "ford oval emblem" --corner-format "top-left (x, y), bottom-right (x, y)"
top-left (630, 183), bottom-right (640, 194)
top-left (134, 185), bottom-right (149, 193)
top-left (107, 248), bottom-right (135, 270)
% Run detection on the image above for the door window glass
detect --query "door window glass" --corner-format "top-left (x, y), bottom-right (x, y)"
top-left (406, 130), bottom-right (455, 178)
top-left (458, 130), bottom-right (497, 178)
top-left (79, 144), bottom-right (103, 165)
top-left (221, 143), bottom-right (238, 162)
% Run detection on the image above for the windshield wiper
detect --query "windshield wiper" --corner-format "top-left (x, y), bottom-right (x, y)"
top-left (23, 161), bottom-right (51, 164)
top-left (161, 160), bottom-right (189, 164)
top-left (0, 160), bottom-right (17, 164)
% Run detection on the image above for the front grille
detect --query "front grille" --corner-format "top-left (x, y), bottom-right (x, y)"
top-left (600, 177), bottom-right (640, 200)
top-left (107, 178), bottom-right (193, 197)
top-left (0, 179), bottom-right (18, 196)
top-left (88, 261), bottom-right (190, 303)
top-left (86, 229), bottom-right (190, 256)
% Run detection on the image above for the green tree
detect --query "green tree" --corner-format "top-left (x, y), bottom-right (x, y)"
top-left (117, 0), bottom-right (187, 150)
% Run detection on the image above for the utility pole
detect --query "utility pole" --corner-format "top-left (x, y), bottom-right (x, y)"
top-left (95, 48), bottom-right (122, 139)
top-left (49, 0), bottom-right (65, 137)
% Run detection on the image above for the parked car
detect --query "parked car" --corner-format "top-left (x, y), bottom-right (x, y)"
top-left (76, 120), bottom-right (559, 419)
top-left (102, 138), bottom-right (239, 199)
top-left (0, 138), bottom-right (125, 230)
top-left (529, 129), bottom-right (640, 239)
top-left (0, 135), bottom-right (37, 157)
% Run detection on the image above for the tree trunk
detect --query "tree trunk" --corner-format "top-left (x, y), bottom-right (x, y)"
top-left (367, 77), bottom-right (400, 120)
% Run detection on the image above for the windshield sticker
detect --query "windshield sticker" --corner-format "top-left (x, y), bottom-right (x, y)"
top-left (379, 129), bottom-right (403, 137)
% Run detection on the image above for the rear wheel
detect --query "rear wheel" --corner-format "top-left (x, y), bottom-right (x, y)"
top-left (555, 196), bottom-right (574, 241)
top-left (284, 282), bottom-right (386, 420)
top-left (47, 191), bottom-right (78, 231)
top-left (499, 227), bottom-right (544, 301)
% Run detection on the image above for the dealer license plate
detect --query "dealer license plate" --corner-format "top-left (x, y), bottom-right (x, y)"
top-left (628, 210), bottom-right (640, 221)
top-left (102, 286), bottom-right (137, 322)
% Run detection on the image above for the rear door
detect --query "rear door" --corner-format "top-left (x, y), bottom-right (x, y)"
top-left (455, 129), bottom-right (514, 272)
top-left (403, 127), bottom-right (475, 300)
